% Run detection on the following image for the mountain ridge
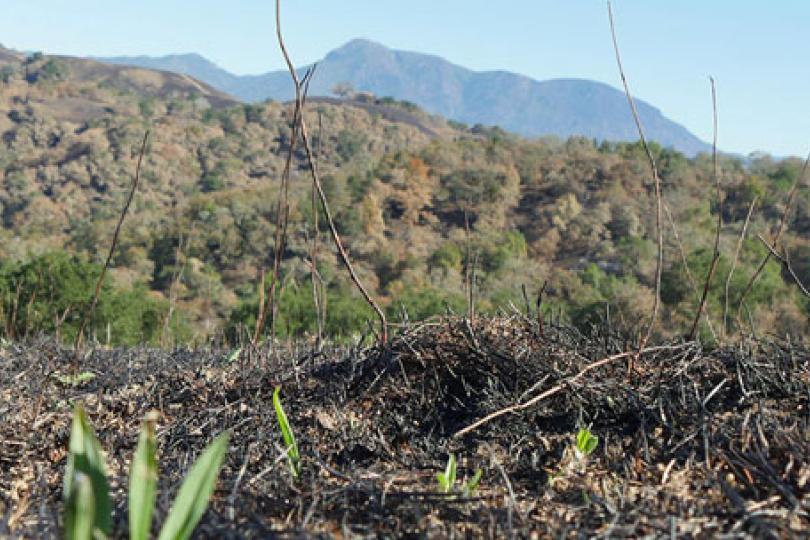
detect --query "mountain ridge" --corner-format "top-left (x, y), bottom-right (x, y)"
top-left (97, 38), bottom-right (711, 156)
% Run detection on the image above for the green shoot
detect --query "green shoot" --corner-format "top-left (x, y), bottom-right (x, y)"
top-left (63, 406), bottom-right (112, 539)
top-left (157, 431), bottom-right (230, 540)
top-left (128, 412), bottom-right (159, 540)
top-left (575, 427), bottom-right (599, 457)
top-left (462, 468), bottom-right (483, 497)
top-left (436, 454), bottom-right (457, 493)
top-left (64, 472), bottom-right (97, 540)
top-left (273, 386), bottom-right (300, 478)
top-left (63, 407), bottom-right (229, 540)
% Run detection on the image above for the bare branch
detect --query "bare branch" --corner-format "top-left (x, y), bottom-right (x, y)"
top-left (664, 202), bottom-right (718, 340)
top-left (723, 196), bottom-right (758, 336)
top-left (689, 77), bottom-right (722, 341)
top-left (275, 0), bottom-right (387, 344)
top-left (253, 62), bottom-right (314, 345)
top-left (757, 234), bottom-right (810, 299)
top-left (75, 131), bottom-right (149, 352)
top-left (607, 2), bottom-right (664, 352)
top-left (736, 147), bottom-right (810, 320)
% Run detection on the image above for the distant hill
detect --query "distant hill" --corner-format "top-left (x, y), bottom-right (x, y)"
top-left (98, 39), bottom-right (711, 155)
top-left (0, 45), bottom-right (238, 118)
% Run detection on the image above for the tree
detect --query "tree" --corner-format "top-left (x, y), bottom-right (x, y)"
top-left (332, 82), bottom-right (355, 99)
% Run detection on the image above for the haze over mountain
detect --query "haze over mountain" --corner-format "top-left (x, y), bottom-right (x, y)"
top-left (98, 39), bottom-right (711, 156)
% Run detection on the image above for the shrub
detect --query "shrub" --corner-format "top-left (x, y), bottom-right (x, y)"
top-left (0, 252), bottom-right (166, 345)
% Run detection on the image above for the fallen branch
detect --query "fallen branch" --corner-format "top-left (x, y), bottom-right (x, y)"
top-left (454, 345), bottom-right (677, 438)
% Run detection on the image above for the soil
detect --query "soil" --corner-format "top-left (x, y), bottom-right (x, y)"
top-left (1, 316), bottom-right (808, 538)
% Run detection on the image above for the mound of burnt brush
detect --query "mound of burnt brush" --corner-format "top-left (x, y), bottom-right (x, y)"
top-left (1, 316), bottom-right (808, 538)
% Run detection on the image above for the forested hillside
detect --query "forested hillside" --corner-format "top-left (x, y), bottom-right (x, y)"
top-left (0, 50), bottom-right (807, 345)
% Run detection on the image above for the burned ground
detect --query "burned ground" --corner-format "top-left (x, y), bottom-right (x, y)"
top-left (1, 317), bottom-right (808, 538)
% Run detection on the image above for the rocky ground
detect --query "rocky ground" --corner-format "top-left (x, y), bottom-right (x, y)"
top-left (1, 316), bottom-right (808, 538)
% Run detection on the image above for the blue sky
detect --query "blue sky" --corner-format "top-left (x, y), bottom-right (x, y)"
top-left (2, 1), bottom-right (808, 157)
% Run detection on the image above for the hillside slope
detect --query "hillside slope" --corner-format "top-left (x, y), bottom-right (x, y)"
top-left (0, 48), bottom-right (807, 344)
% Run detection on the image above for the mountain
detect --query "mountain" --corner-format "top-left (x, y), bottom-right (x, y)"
top-left (98, 39), bottom-right (711, 155)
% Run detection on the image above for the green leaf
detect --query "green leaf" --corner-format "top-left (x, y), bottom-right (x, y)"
top-left (157, 431), bottom-right (229, 540)
top-left (462, 468), bottom-right (483, 497)
top-left (225, 347), bottom-right (242, 363)
top-left (576, 428), bottom-right (598, 456)
top-left (437, 454), bottom-right (456, 493)
top-left (63, 406), bottom-right (112, 538)
top-left (129, 412), bottom-right (159, 540)
top-left (436, 472), bottom-right (448, 492)
top-left (446, 454), bottom-right (457, 487)
top-left (64, 472), bottom-right (95, 540)
top-left (273, 386), bottom-right (300, 478)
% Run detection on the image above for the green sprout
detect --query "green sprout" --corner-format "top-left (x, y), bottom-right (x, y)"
top-left (462, 468), bottom-right (483, 497)
top-left (63, 406), bottom-right (229, 540)
top-left (575, 427), bottom-right (599, 457)
top-left (273, 386), bottom-right (300, 478)
top-left (436, 454), bottom-right (457, 493)
top-left (437, 454), bottom-right (483, 496)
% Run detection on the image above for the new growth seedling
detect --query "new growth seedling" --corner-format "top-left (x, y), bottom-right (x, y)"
top-left (63, 406), bottom-right (229, 540)
top-left (436, 454), bottom-right (457, 493)
top-left (437, 454), bottom-right (483, 496)
top-left (273, 386), bottom-right (301, 478)
top-left (575, 427), bottom-right (599, 458)
top-left (548, 427), bottom-right (600, 487)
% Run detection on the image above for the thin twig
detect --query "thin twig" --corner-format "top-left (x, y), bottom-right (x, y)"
top-left (689, 77), bottom-right (722, 341)
top-left (311, 110), bottom-right (325, 349)
top-left (757, 234), bottom-right (810, 298)
top-left (664, 202), bottom-right (718, 340)
top-left (276, 0), bottom-right (387, 344)
top-left (736, 147), bottom-right (810, 321)
top-left (74, 130), bottom-right (149, 352)
top-left (254, 65), bottom-right (315, 345)
top-left (723, 196), bottom-right (757, 337)
top-left (161, 228), bottom-right (188, 348)
top-left (608, 2), bottom-right (664, 353)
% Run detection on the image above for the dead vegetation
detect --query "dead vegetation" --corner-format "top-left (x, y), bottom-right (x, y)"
top-left (1, 317), bottom-right (808, 537)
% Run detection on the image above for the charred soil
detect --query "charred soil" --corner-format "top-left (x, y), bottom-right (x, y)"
top-left (1, 317), bottom-right (808, 538)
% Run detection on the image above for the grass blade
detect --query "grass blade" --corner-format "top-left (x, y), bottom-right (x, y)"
top-left (273, 386), bottom-right (300, 478)
top-left (463, 469), bottom-right (483, 497)
top-left (157, 431), bottom-right (229, 540)
top-left (446, 454), bottom-right (457, 490)
top-left (437, 454), bottom-right (456, 493)
top-left (63, 406), bottom-right (112, 538)
top-left (129, 411), bottom-right (159, 540)
top-left (64, 472), bottom-right (95, 540)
